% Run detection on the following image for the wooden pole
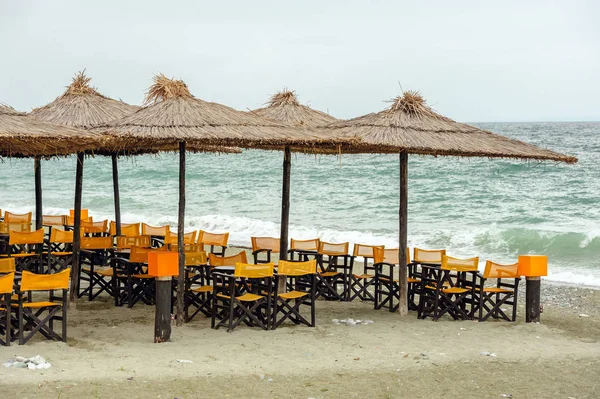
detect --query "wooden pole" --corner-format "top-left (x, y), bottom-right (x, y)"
top-left (69, 152), bottom-right (84, 306)
top-left (278, 146), bottom-right (291, 292)
top-left (154, 276), bottom-right (172, 342)
top-left (34, 157), bottom-right (42, 230)
top-left (525, 277), bottom-right (541, 322)
top-left (176, 141), bottom-right (186, 327)
top-left (111, 154), bottom-right (122, 236)
top-left (398, 151), bottom-right (409, 316)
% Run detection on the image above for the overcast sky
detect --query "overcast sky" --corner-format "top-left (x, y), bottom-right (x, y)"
top-left (1, 0), bottom-right (598, 122)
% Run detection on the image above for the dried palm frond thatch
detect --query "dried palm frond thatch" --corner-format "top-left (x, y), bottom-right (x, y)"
top-left (319, 90), bottom-right (577, 163)
top-left (251, 88), bottom-right (338, 127)
top-left (94, 74), bottom-right (354, 153)
top-left (0, 102), bottom-right (103, 158)
top-left (29, 70), bottom-right (140, 129)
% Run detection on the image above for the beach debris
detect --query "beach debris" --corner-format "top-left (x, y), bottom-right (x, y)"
top-left (176, 359), bottom-right (193, 364)
top-left (259, 374), bottom-right (265, 380)
top-left (480, 351), bottom-right (497, 357)
top-left (3, 355), bottom-right (51, 370)
top-left (499, 394), bottom-right (512, 398)
top-left (331, 318), bottom-right (374, 326)
top-left (267, 378), bottom-right (273, 382)
top-left (578, 314), bottom-right (590, 318)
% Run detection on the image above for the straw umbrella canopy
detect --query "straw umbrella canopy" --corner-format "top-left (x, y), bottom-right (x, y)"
top-left (250, 89), bottom-right (339, 264)
top-left (0, 102), bottom-right (103, 303)
top-left (318, 91), bottom-right (577, 315)
top-left (94, 74), bottom-right (344, 333)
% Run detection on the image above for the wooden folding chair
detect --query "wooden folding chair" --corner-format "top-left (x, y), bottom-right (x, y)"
top-left (475, 261), bottom-right (520, 322)
top-left (79, 236), bottom-right (115, 301)
top-left (348, 244), bottom-right (384, 302)
top-left (142, 223), bottom-right (170, 247)
top-left (0, 272), bottom-right (15, 346)
top-left (288, 238), bottom-right (320, 261)
top-left (14, 269), bottom-right (69, 344)
top-left (198, 230), bottom-right (229, 256)
top-left (273, 260), bottom-right (317, 329)
top-left (251, 236), bottom-right (280, 264)
top-left (9, 228), bottom-right (44, 273)
top-left (112, 246), bottom-right (155, 308)
top-left (212, 262), bottom-right (274, 332)
top-left (44, 229), bottom-right (73, 273)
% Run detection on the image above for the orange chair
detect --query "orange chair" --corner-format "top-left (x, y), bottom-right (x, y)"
top-left (14, 269), bottom-right (70, 344)
top-left (141, 223), bottom-right (170, 247)
top-left (348, 244), bottom-right (384, 302)
top-left (8, 228), bottom-right (44, 272)
top-left (4, 211), bottom-right (32, 225)
top-left (198, 230), bottom-right (229, 256)
top-left (373, 248), bottom-right (410, 312)
top-left (184, 251), bottom-right (212, 322)
top-left (273, 260), bottom-right (317, 328)
top-left (81, 220), bottom-right (108, 236)
top-left (109, 221), bottom-right (140, 237)
top-left (116, 235), bottom-right (152, 250)
top-left (208, 251), bottom-right (248, 267)
top-left (316, 241), bottom-right (352, 301)
top-left (212, 262), bottom-right (274, 332)
top-left (0, 272), bottom-right (15, 346)
top-left (112, 246), bottom-right (156, 308)
top-left (166, 230), bottom-right (197, 248)
top-left (418, 255), bottom-right (479, 321)
top-left (288, 238), bottom-right (320, 261)
top-left (476, 261), bottom-right (520, 322)
top-left (78, 236), bottom-right (115, 301)
top-left (251, 237), bottom-right (280, 264)
top-left (0, 258), bottom-right (16, 274)
top-left (44, 229), bottom-right (74, 273)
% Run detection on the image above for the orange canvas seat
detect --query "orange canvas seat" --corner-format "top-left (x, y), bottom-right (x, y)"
top-left (288, 238), bottom-right (320, 261)
top-left (14, 269), bottom-right (69, 344)
top-left (109, 222), bottom-right (140, 237)
top-left (251, 236), bottom-right (280, 264)
top-left (198, 230), bottom-right (229, 256)
top-left (82, 220), bottom-right (108, 235)
top-left (0, 272), bottom-right (15, 346)
top-left (212, 262), bottom-right (274, 332)
top-left (475, 261), bottom-right (520, 322)
top-left (116, 235), bottom-right (151, 250)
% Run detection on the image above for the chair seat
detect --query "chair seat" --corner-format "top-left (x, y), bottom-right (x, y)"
top-left (133, 274), bottom-right (154, 279)
top-left (279, 290), bottom-right (308, 300)
top-left (442, 287), bottom-right (470, 294)
top-left (217, 292), bottom-right (263, 302)
top-left (84, 267), bottom-right (113, 277)
top-left (191, 285), bottom-right (212, 293)
top-left (49, 251), bottom-right (72, 256)
top-left (408, 277), bottom-right (420, 283)
top-left (319, 271), bottom-right (340, 277)
top-left (482, 287), bottom-right (513, 293)
top-left (353, 273), bottom-right (373, 279)
top-left (12, 301), bottom-right (61, 308)
top-left (11, 253), bottom-right (37, 258)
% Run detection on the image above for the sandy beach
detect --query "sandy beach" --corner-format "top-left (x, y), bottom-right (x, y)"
top-left (1, 275), bottom-right (599, 399)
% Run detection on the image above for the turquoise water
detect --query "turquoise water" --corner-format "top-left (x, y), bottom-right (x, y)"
top-left (1, 122), bottom-right (598, 285)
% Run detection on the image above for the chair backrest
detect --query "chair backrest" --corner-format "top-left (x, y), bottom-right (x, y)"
top-left (185, 251), bottom-right (207, 266)
top-left (42, 215), bottom-right (66, 226)
top-left (168, 243), bottom-right (202, 253)
top-left (277, 260), bottom-right (317, 276)
top-left (82, 219), bottom-right (108, 234)
top-left (353, 243), bottom-right (384, 258)
top-left (142, 223), bottom-right (170, 238)
top-left (0, 222), bottom-right (31, 233)
top-left (318, 241), bottom-right (349, 256)
top-left (0, 258), bottom-right (16, 273)
top-left (81, 236), bottom-right (113, 250)
top-left (130, 246), bottom-right (153, 263)
top-left (290, 238), bottom-right (320, 251)
top-left (166, 230), bottom-right (197, 245)
top-left (20, 268), bottom-right (70, 291)
top-left (109, 221), bottom-right (140, 237)
top-left (66, 216), bottom-right (93, 226)
top-left (483, 261), bottom-right (519, 279)
top-left (373, 247), bottom-right (411, 265)
top-left (234, 262), bottom-right (274, 278)
top-left (198, 230), bottom-right (229, 246)
top-left (116, 235), bottom-right (151, 249)
top-left (414, 248), bottom-right (446, 264)
top-left (50, 229), bottom-right (74, 244)
top-left (9, 228), bottom-right (44, 245)
top-left (5, 211), bottom-right (32, 224)
top-left (209, 251), bottom-right (247, 266)
top-left (251, 237), bottom-right (280, 253)
top-left (0, 272), bottom-right (15, 294)
top-left (441, 255), bottom-right (479, 272)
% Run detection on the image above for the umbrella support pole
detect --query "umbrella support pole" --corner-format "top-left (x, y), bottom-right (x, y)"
top-left (69, 152), bottom-right (84, 306)
top-left (176, 141), bottom-right (186, 326)
top-left (278, 146), bottom-right (291, 293)
top-left (525, 277), bottom-right (541, 323)
top-left (398, 152), bottom-right (408, 316)
top-left (34, 157), bottom-right (42, 230)
top-left (155, 276), bottom-right (172, 342)
top-left (111, 154), bottom-right (122, 236)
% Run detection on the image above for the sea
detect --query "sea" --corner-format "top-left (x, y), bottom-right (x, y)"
top-left (0, 122), bottom-right (598, 286)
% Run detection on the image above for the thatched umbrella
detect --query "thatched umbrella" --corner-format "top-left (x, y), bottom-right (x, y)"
top-left (94, 75), bottom-right (342, 334)
top-left (29, 71), bottom-right (140, 239)
top-left (0, 102), bottom-right (102, 299)
top-left (250, 89), bottom-right (339, 263)
top-left (320, 91), bottom-right (577, 315)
